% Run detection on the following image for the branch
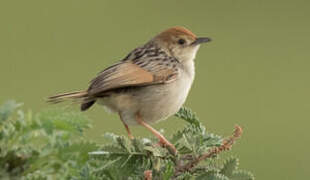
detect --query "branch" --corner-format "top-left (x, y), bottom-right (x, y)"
top-left (174, 125), bottom-right (243, 177)
top-left (144, 170), bottom-right (152, 180)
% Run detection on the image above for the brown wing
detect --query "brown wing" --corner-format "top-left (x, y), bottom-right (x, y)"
top-left (87, 61), bottom-right (179, 96)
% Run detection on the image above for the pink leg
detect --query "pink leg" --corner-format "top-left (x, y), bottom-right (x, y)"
top-left (135, 112), bottom-right (177, 155)
top-left (119, 113), bottom-right (134, 140)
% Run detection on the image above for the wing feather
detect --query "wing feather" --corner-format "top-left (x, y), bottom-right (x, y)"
top-left (88, 60), bottom-right (178, 96)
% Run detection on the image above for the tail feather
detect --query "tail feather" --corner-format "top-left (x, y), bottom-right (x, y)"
top-left (47, 91), bottom-right (88, 104)
top-left (81, 100), bottom-right (96, 111)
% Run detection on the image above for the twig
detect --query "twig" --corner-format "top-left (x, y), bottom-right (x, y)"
top-left (173, 125), bottom-right (243, 177)
top-left (144, 170), bottom-right (152, 180)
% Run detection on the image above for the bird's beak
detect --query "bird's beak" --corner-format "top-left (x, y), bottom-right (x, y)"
top-left (191, 37), bottom-right (212, 46)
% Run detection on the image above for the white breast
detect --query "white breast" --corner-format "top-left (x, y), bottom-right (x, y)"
top-left (132, 60), bottom-right (195, 125)
top-left (175, 60), bottom-right (195, 108)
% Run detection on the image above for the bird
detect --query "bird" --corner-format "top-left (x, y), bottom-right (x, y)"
top-left (48, 26), bottom-right (211, 154)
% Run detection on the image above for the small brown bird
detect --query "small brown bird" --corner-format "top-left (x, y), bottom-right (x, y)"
top-left (48, 26), bottom-right (211, 154)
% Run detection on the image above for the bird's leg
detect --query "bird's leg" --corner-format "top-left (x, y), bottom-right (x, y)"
top-left (135, 112), bottom-right (177, 155)
top-left (119, 113), bottom-right (134, 140)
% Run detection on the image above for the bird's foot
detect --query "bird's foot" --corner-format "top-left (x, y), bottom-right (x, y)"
top-left (156, 137), bottom-right (177, 156)
top-left (128, 134), bottom-right (134, 140)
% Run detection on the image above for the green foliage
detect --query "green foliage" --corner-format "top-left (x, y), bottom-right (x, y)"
top-left (0, 100), bottom-right (98, 179)
top-left (0, 101), bottom-right (254, 179)
top-left (220, 157), bottom-right (239, 177)
top-left (196, 157), bottom-right (254, 180)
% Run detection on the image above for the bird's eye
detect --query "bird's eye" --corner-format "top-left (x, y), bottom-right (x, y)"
top-left (177, 39), bottom-right (186, 45)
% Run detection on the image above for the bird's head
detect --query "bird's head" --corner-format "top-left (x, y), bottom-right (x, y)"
top-left (153, 26), bottom-right (211, 62)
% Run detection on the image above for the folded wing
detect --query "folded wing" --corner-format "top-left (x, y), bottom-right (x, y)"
top-left (88, 60), bottom-right (179, 96)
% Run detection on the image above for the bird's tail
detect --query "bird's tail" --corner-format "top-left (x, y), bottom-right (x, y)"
top-left (47, 91), bottom-right (88, 104)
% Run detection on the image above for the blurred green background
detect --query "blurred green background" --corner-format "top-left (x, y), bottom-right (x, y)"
top-left (1, 0), bottom-right (309, 179)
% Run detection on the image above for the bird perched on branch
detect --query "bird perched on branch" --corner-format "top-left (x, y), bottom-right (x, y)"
top-left (48, 26), bottom-right (211, 154)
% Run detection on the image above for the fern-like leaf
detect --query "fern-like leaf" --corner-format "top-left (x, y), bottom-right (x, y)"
top-left (0, 100), bottom-right (22, 122)
top-left (220, 157), bottom-right (239, 177)
top-left (196, 171), bottom-right (229, 180)
top-left (175, 107), bottom-right (200, 128)
top-left (231, 170), bottom-right (255, 180)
